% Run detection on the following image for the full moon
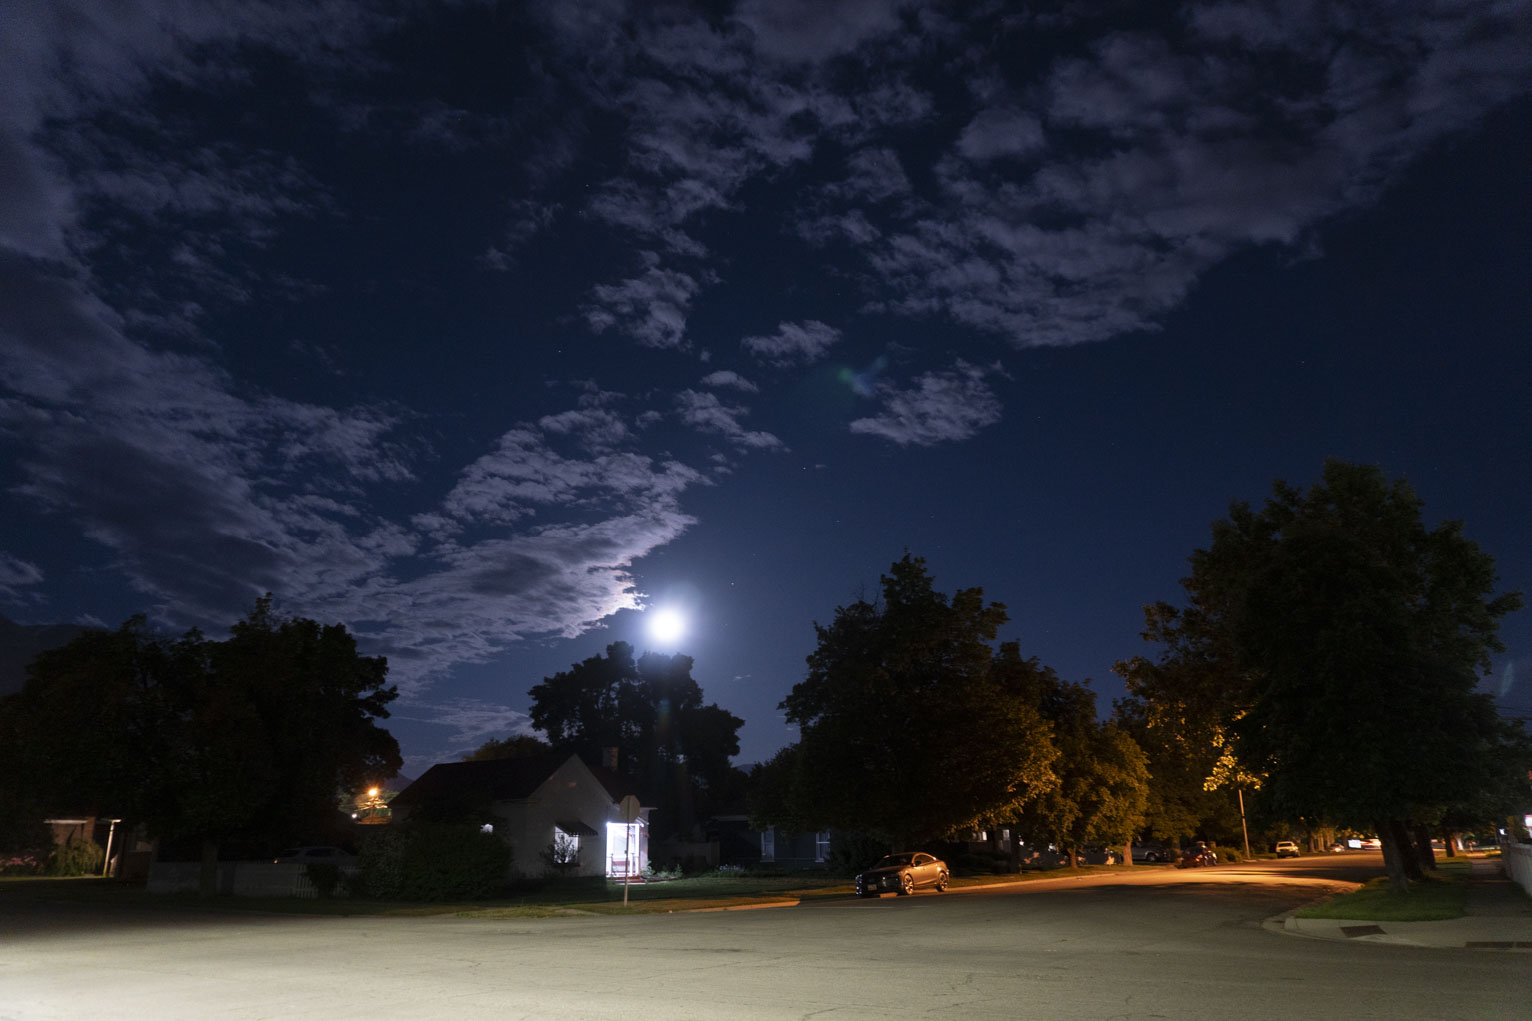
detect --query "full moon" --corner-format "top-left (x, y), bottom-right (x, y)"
top-left (648, 607), bottom-right (686, 645)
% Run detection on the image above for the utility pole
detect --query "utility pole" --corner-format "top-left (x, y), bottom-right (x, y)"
top-left (1237, 787), bottom-right (1252, 860)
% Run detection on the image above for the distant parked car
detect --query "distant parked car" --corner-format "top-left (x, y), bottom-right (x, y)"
top-left (1326, 841), bottom-right (1347, 853)
top-left (1131, 843), bottom-right (1170, 863)
top-left (1175, 844), bottom-right (1218, 869)
top-left (855, 852), bottom-right (949, 897)
top-left (1358, 837), bottom-right (1382, 850)
top-left (273, 845), bottom-right (355, 865)
top-left (1274, 841), bottom-right (1300, 858)
top-left (1083, 847), bottom-right (1121, 865)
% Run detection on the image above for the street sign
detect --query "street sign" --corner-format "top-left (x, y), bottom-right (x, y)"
top-left (620, 794), bottom-right (640, 824)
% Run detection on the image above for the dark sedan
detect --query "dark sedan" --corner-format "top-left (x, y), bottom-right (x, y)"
top-left (855, 852), bottom-right (949, 897)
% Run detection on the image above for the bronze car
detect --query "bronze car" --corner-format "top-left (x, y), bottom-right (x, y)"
top-left (855, 852), bottom-right (949, 897)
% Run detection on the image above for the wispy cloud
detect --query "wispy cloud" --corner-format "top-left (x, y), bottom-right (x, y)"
top-left (583, 255), bottom-right (704, 349)
top-left (741, 320), bottom-right (842, 368)
top-left (676, 390), bottom-right (785, 451)
top-left (850, 361), bottom-right (1004, 447)
top-left (700, 370), bottom-right (759, 393)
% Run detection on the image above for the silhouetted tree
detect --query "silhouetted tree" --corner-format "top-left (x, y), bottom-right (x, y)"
top-left (463, 735), bottom-right (551, 761)
top-left (0, 598), bottom-right (400, 896)
top-left (528, 642), bottom-right (743, 836)
top-left (773, 555), bottom-right (1058, 847)
top-left (1127, 461), bottom-right (1523, 890)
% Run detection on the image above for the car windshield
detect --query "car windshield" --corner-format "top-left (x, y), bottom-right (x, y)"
top-left (878, 854), bottom-right (916, 867)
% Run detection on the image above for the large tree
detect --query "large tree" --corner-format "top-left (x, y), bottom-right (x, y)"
top-left (1131, 460), bottom-right (1523, 889)
top-left (1012, 662), bottom-right (1148, 866)
top-left (0, 598), bottom-right (400, 895)
top-left (773, 555), bottom-right (1058, 848)
top-left (528, 641), bottom-right (743, 836)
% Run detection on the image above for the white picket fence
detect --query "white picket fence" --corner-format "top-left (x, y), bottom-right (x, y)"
top-left (147, 861), bottom-right (356, 898)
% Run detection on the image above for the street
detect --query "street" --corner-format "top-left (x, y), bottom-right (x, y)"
top-left (2, 855), bottom-right (1525, 1020)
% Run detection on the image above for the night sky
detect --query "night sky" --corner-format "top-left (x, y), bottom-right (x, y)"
top-left (3, 1), bottom-right (1529, 778)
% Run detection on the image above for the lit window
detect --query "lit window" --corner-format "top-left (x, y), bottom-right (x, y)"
top-left (552, 826), bottom-right (580, 865)
top-left (760, 828), bottom-right (775, 861)
top-left (815, 831), bottom-right (830, 862)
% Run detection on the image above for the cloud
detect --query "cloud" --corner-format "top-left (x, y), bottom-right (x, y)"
top-left (850, 361), bottom-right (1003, 447)
top-left (741, 320), bottom-right (842, 367)
top-left (0, 552), bottom-right (44, 603)
top-left (700, 370), bottom-right (759, 393)
top-left (676, 390), bottom-right (785, 450)
top-left (391, 697), bottom-right (538, 770)
top-left (583, 256), bottom-right (703, 349)
top-left (957, 107), bottom-right (1047, 162)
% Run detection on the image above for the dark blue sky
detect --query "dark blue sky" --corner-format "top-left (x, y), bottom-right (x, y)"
top-left (2, 1), bottom-right (1528, 777)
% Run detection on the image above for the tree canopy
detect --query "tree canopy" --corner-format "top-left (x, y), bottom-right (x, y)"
top-left (1126, 460), bottom-right (1524, 887)
top-left (462, 734), bottom-right (552, 761)
top-left (528, 641), bottom-right (744, 836)
top-left (770, 554), bottom-right (1059, 847)
top-left (0, 597), bottom-right (400, 891)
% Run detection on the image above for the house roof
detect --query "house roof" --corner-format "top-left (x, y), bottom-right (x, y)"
top-left (391, 752), bottom-right (638, 811)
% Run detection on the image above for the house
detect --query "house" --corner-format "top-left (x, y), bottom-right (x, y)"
top-left (707, 814), bottom-right (830, 869)
top-left (390, 753), bottom-right (650, 880)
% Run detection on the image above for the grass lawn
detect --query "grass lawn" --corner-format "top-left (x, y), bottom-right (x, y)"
top-left (1, 861), bottom-right (1147, 917)
top-left (1294, 859), bottom-right (1470, 921)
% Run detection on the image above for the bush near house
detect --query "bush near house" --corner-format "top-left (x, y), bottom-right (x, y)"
top-left (356, 823), bottom-right (511, 901)
top-left (45, 837), bottom-right (104, 877)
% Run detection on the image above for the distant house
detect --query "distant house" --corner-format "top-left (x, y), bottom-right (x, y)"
top-left (390, 754), bottom-right (650, 880)
top-left (707, 814), bottom-right (829, 869)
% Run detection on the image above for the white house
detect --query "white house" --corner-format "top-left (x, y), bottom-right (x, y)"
top-left (390, 753), bottom-right (650, 880)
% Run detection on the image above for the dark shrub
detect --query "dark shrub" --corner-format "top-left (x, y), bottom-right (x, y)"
top-left (358, 823), bottom-right (512, 901)
top-left (828, 833), bottom-right (889, 877)
top-left (305, 862), bottom-right (343, 898)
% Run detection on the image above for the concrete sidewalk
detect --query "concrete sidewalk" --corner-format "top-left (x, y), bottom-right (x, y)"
top-left (1267, 856), bottom-right (1532, 950)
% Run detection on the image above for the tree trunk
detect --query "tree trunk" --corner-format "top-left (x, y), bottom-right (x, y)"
top-left (1411, 823), bottom-right (1436, 871)
top-left (1377, 820), bottom-right (1411, 893)
top-left (1387, 819), bottom-right (1424, 882)
top-left (1121, 839), bottom-right (1132, 867)
top-left (198, 837), bottom-right (219, 900)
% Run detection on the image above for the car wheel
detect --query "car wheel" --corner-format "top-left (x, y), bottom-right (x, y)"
top-left (899, 872), bottom-right (915, 896)
top-left (934, 871), bottom-right (948, 892)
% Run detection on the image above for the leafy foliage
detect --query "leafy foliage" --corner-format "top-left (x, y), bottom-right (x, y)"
top-left (44, 837), bottom-right (104, 877)
top-left (772, 554), bottom-right (1059, 846)
top-left (1125, 460), bottom-right (1525, 887)
top-left (0, 598), bottom-right (401, 889)
top-left (529, 642), bottom-right (743, 835)
top-left (357, 823), bottom-right (512, 901)
top-left (463, 735), bottom-right (552, 761)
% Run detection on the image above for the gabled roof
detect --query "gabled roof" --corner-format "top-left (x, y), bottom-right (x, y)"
top-left (391, 752), bottom-right (638, 811)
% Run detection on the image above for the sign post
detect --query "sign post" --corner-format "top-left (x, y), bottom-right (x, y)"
top-left (620, 795), bottom-right (640, 907)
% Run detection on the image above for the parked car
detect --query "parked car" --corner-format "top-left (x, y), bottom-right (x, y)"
top-left (1358, 836), bottom-right (1382, 850)
top-left (1131, 843), bottom-right (1170, 863)
top-left (855, 852), bottom-right (949, 897)
top-left (1274, 841), bottom-right (1300, 858)
top-left (272, 845), bottom-right (355, 865)
top-left (1175, 844), bottom-right (1218, 869)
top-left (1083, 847), bottom-right (1121, 865)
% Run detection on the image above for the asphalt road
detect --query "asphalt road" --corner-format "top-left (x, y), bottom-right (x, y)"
top-left (2, 855), bottom-right (1526, 1020)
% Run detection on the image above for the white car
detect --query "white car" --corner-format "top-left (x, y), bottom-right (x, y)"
top-left (1274, 841), bottom-right (1300, 858)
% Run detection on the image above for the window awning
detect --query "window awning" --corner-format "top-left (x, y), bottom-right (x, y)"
top-left (555, 819), bottom-right (598, 837)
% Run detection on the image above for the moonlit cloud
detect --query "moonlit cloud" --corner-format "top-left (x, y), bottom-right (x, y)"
top-left (700, 370), bottom-right (760, 393)
top-left (850, 361), bottom-right (1004, 447)
top-left (1, 0), bottom-right (1528, 770)
top-left (676, 390), bottom-right (785, 451)
top-left (0, 553), bottom-right (44, 603)
top-left (741, 320), bottom-right (842, 367)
